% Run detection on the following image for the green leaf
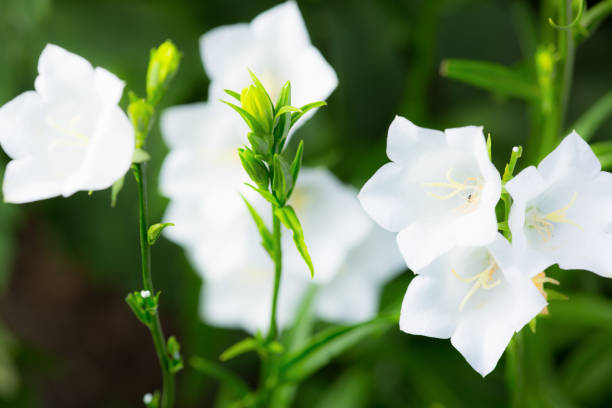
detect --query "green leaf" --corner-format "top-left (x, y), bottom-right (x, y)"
top-left (248, 68), bottom-right (274, 110)
top-left (190, 356), bottom-right (250, 398)
top-left (290, 101), bottom-right (327, 128)
top-left (166, 336), bottom-right (183, 374)
top-left (224, 89), bottom-right (241, 101)
top-left (440, 59), bottom-right (539, 100)
top-left (272, 154), bottom-right (293, 204)
top-left (581, 0), bottom-right (612, 33)
top-left (570, 89), bottom-right (612, 141)
top-left (274, 105), bottom-right (301, 124)
top-left (238, 148), bottom-right (269, 190)
top-left (125, 290), bottom-right (159, 328)
top-left (280, 314), bottom-right (397, 382)
top-left (244, 183), bottom-right (280, 206)
top-left (547, 293), bottom-right (612, 328)
top-left (132, 148), bottom-right (151, 164)
top-left (241, 195), bottom-right (274, 256)
top-left (147, 222), bottom-right (174, 246)
top-left (110, 175), bottom-right (124, 208)
top-left (274, 81), bottom-right (292, 152)
top-left (220, 337), bottom-right (259, 362)
top-left (274, 206), bottom-right (314, 277)
top-left (221, 100), bottom-right (266, 136)
top-left (288, 140), bottom-right (304, 197)
top-left (247, 132), bottom-right (272, 160)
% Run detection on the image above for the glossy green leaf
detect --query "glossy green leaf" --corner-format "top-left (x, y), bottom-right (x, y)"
top-left (288, 140), bottom-right (304, 198)
top-left (244, 183), bottom-right (280, 206)
top-left (290, 101), bottom-right (327, 128)
top-left (221, 100), bottom-right (266, 136)
top-left (272, 154), bottom-right (293, 204)
top-left (238, 148), bottom-right (269, 190)
top-left (274, 206), bottom-right (313, 277)
top-left (220, 337), bottom-right (259, 362)
top-left (224, 89), bottom-right (241, 101)
top-left (440, 59), bottom-right (539, 100)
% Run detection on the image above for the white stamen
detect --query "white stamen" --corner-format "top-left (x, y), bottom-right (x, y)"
top-left (140, 290), bottom-right (151, 298)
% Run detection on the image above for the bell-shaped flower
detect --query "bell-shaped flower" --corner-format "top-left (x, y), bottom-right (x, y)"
top-left (506, 131), bottom-right (612, 278)
top-left (400, 234), bottom-right (546, 376)
top-left (358, 116), bottom-right (502, 271)
top-left (200, 1), bottom-right (337, 128)
top-left (0, 44), bottom-right (134, 203)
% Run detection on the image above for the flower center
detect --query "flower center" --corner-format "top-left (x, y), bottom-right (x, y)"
top-left (452, 261), bottom-right (500, 311)
top-left (424, 168), bottom-right (483, 214)
top-left (46, 115), bottom-right (90, 151)
top-left (525, 192), bottom-right (583, 242)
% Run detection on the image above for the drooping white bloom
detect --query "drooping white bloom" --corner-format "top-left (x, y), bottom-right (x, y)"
top-left (506, 131), bottom-right (612, 278)
top-left (0, 44), bottom-right (134, 203)
top-left (400, 234), bottom-right (546, 376)
top-left (200, 1), bottom-right (337, 123)
top-left (358, 116), bottom-right (502, 271)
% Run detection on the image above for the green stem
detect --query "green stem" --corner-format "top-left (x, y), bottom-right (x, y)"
top-left (267, 208), bottom-right (283, 343)
top-left (558, 0), bottom-right (575, 131)
top-left (133, 162), bottom-right (175, 408)
top-left (507, 330), bottom-right (526, 408)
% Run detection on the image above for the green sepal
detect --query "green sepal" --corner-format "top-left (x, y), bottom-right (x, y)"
top-left (272, 154), bottom-right (293, 205)
top-left (125, 290), bottom-right (160, 328)
top-left (288, 140), bottom-right (304, 197)
top-left (238, 148), bottom-right (269, 190)
top-left (167, 336), bottom-right (183, 374)
top-left (244, 183), bottom-right (280, 207)
top-left (224, 89), bottom-right (241, 101)
top-left (147, 222), bottom-right (174, 246)
top-left (132, 148), bottom-right (151, 164)
top-left (290, 101), bottom-right (327, 128)
top-left (502, 145), bottom-right (523, 183)
top-left (111, 175), bottom-right (125, 208)
top-left (241, 195), bottom-right (274, 256)
top-left (486, 133), bottom-right (492, 160)
top-left (274, 206), bottom-right (314, 277)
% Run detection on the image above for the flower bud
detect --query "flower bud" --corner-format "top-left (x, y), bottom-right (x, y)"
top-left (127, 97), bottom-right (154, 149)
top-left (238, 148), bottom-right (269, 190)
top-left (146, 40), bottom-right (181, 105)
top-left (240, 84), bottom-right (274, 135)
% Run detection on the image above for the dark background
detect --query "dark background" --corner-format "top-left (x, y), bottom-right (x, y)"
top-left (0, 0), bottom-right (611, 406)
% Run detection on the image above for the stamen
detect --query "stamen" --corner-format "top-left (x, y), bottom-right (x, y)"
top-left (527, 192), bottom-right (583, 242)
top-left (452, 263), bottom-right (500, 311)
top-left (532, 271), bottom-right (560, 315)
top-left (46, 115), bottom-right (90, 151)
top-left (424, 168), bottom-right (483, 214)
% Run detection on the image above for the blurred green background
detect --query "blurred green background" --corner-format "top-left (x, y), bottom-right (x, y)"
top-left (0, 0), bottom-right (611, 407)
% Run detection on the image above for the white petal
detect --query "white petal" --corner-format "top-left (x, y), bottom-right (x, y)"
top-left (93, 67), bottom-right (125, 106)
top-left (66, 106), bottom-right (134, 194)
top-left (2, 157), bottom-right (62, 203)
top-left (400, 275), bottom-right (461, 339)
top-left (505, 166), bottom-right (548, 203)
top-left (251, 1), bottom-right (310, 52)
top-left (0, 91), bottom-right (46, 159)
top-left (35, 44), bottom-right (94, 101)
top-left (161, 103), bottom-right (210, 149)
top-left (450, 308), bottom-right (515, 377)
top-left (538, 131), bottom-right (600, 183)
top-left (199, 24), bottom-right (252, 82)
top-left (386, 116), bottom-right (445, 165)
top-left (396, 220), bottom-right (455, 271)
top-left (358, 162), bottom-right (416, 232)
top-left (288, 46), bottom-right (338, 108)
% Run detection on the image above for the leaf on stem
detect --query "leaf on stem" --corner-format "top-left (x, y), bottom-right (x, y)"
top-left (147, 222), bottom-right (174, 246)
top-left (290, 101), bottom-right (327, 128)
top-left (224, 89), bottom-right (242, 101)
top-left (274, 206), bottom-right (314, 277)
top-left (440, 59), bottom-right (539, 100)
top-left (241, 195), bottom-right (274, 256)
top-left (190, 356), bottom-right (251, 397)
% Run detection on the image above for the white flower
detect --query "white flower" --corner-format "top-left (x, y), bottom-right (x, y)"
top-left (0, 44), bottom-right (134, 203)
top-left (200, 1), bottom-right (337, 126)
top-left (358, 116), bottom-right (502, 271)
top-left (400, 234), bottom-right (546, 376)
top-left (506, 131), bottom-right (612, 278)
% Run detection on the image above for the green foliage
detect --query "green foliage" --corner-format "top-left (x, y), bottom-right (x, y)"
top-left (274, 206), bottom-right (313, 278)
top-left (125, 290), bottom-right (160, 328)
top-left (147, 40), bottom-right (182, 106)
top-left (240, 195), bottom-right (274, 256)
top-left (147, 222), bottom-right (174, 246)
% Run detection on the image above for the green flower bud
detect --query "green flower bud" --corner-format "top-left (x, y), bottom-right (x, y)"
top-left (240, 84), bottom-right (274, 135)
top-left (271, 154), bottom-right (293, 205)
top-left (146, 40), bottom-right (181, 105)
top-left (239, 148), bottom-right (269, 190)
top-left (127, 98), bottom-right (154, 149)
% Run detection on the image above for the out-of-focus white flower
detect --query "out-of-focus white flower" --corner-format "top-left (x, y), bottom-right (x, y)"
top-left (0, 44), bottom-right (134, 203)
top-left (358, 116), bottom-right (501, 271)
top-left (506, 131), bottom-right (612, 278)
top-left (400, 234), bottom-right (546, 377)
top-left (200, 1), bottom-right (337, 127)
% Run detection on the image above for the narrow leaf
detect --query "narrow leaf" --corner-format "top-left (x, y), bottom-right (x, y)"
top-left (440, 59), bottom-right (539, 100)
top-left (220, 337), bottom-right (258, 362)
top-left (224, 89), bottom-right (241, 101)
top-left (272, 154), bottom-right (293, 204)
top-left (132, 148), bottom-right (151, 164)
top-left (274, 106), bottom-right (301, 124)
top-left (147, 222), bottom-right (174, 245)
top-left (274, 206), bottom-right (314, 277)
top-left (111, 175), bottom-right (125, 208)
top-left (570, 89), bottom-right (612, 141)
top-left (280, 314), bottom-right (397, 382)
top-left (288, 140), bottom-right (304, 197)
top-left (220, 100), bottom-right (266, 135)
top-left (241, 195), bottom-right (274, 256)
top-left (190, 356), bottom-right (250, 397)
top-left (244, 183), bottom-right (280, 206)
top-left (290, 101), bottom-right (327, 128)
